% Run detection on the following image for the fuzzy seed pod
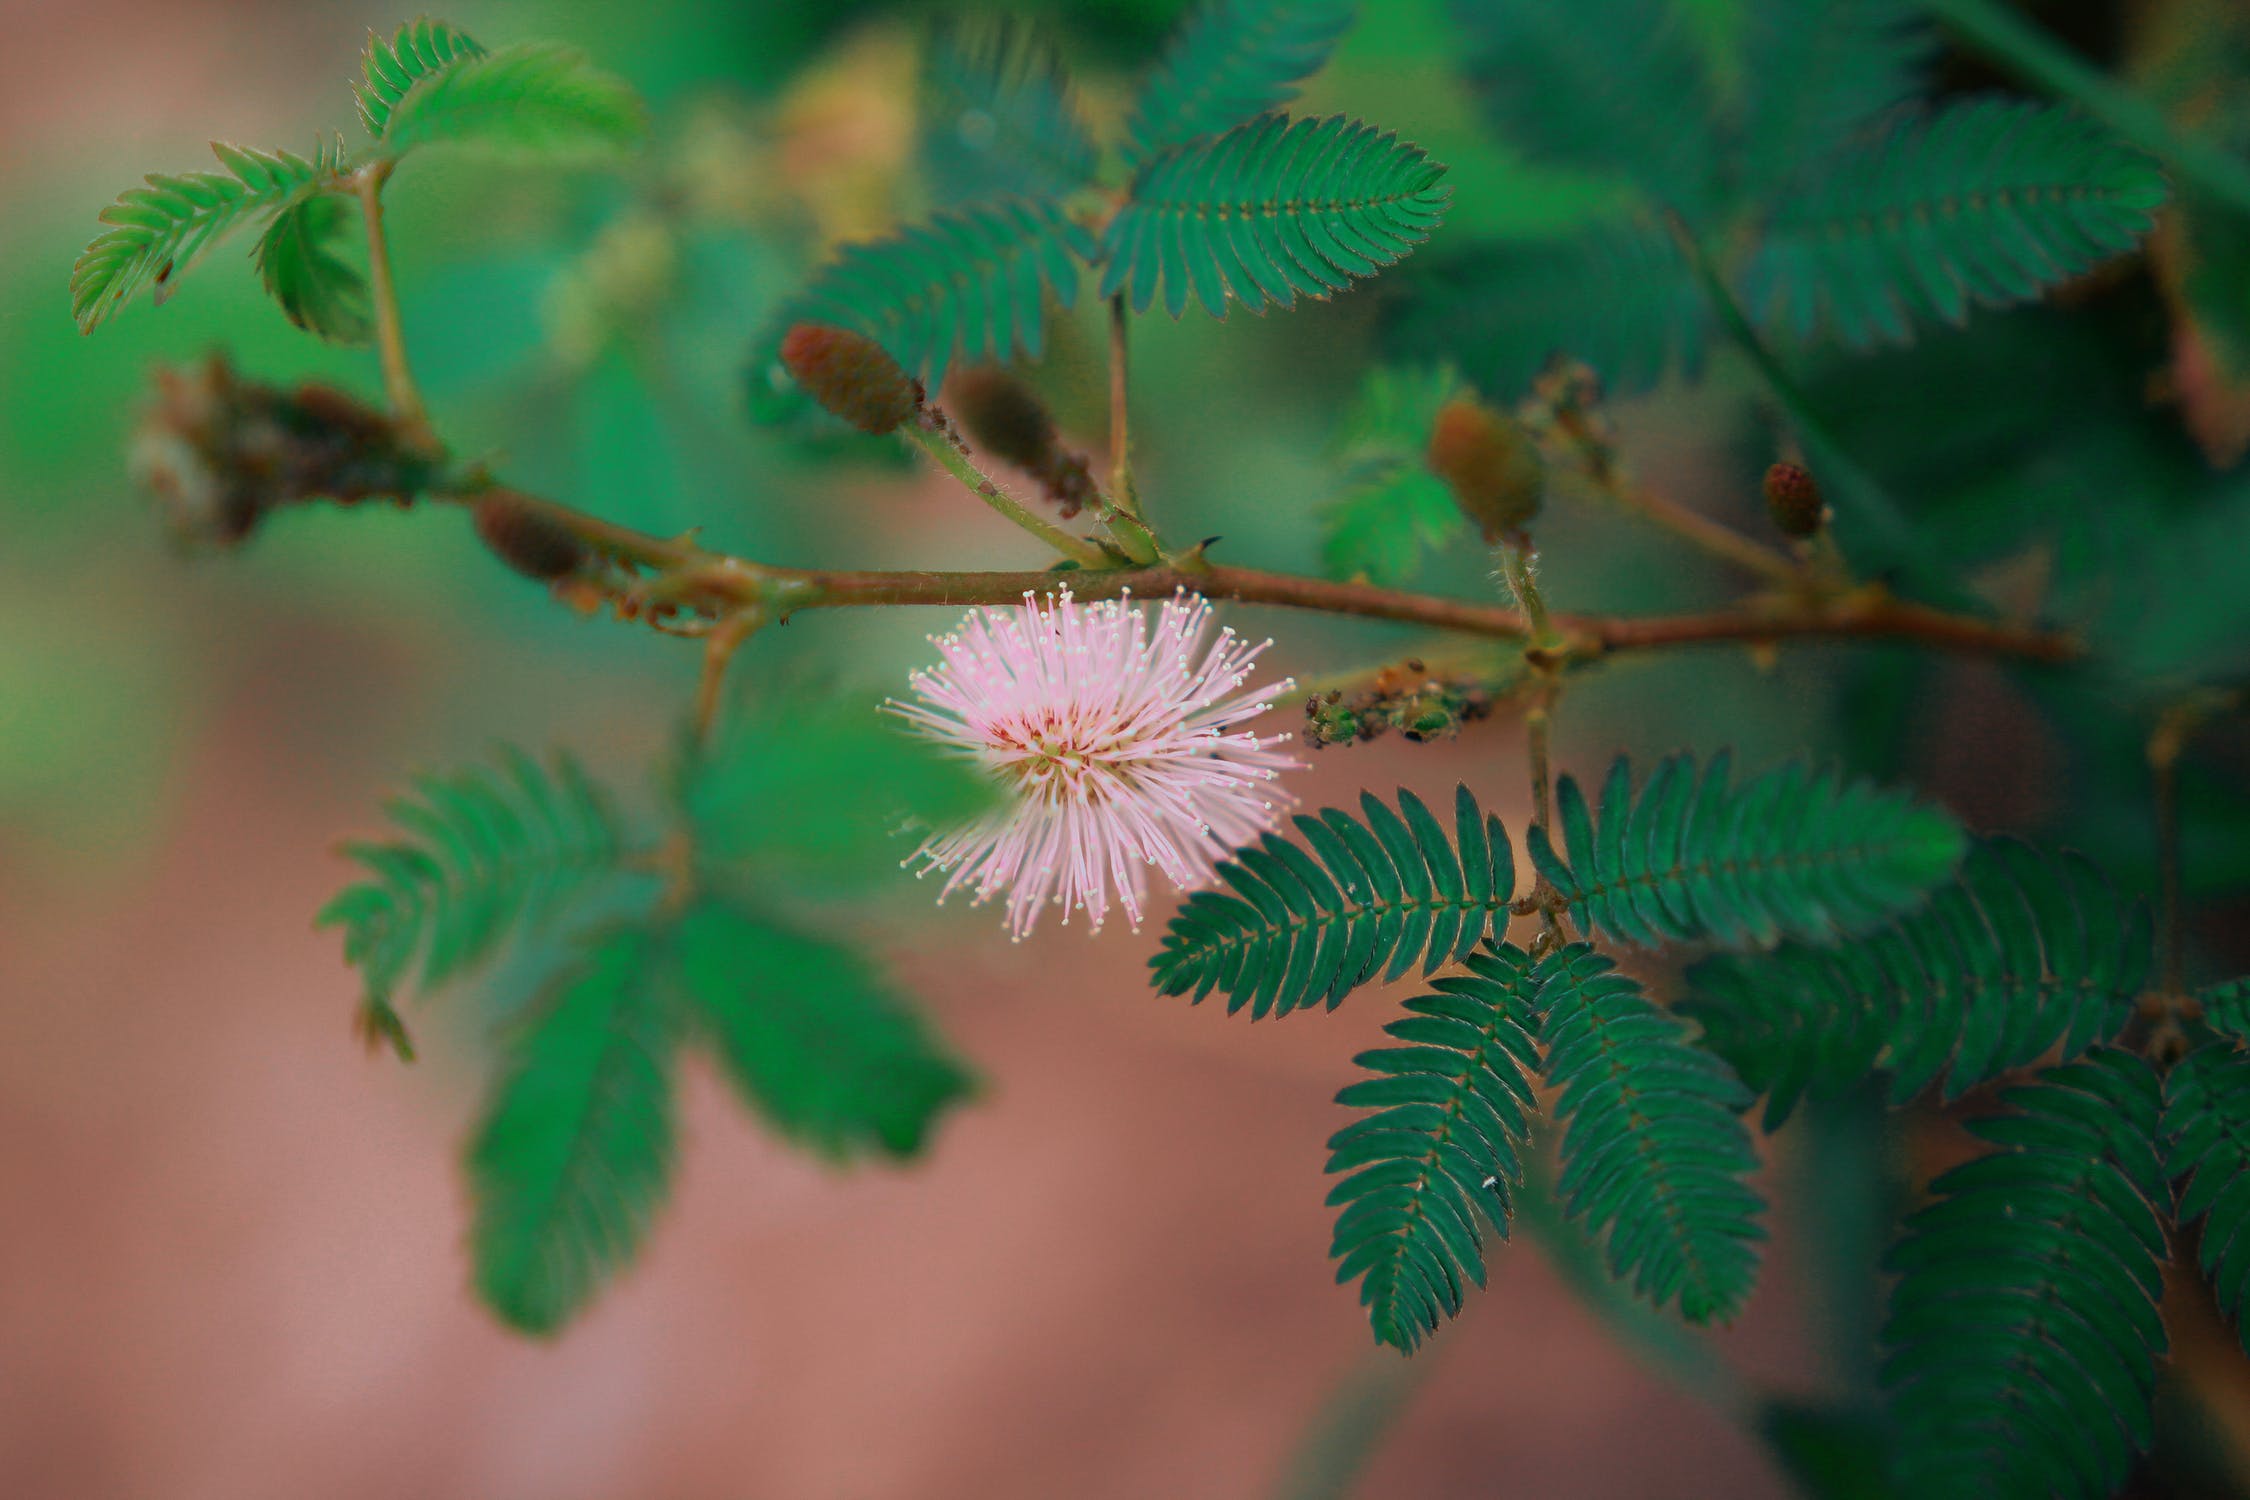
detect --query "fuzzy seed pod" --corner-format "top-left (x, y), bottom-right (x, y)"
top-left (779, 323), bottom-right (924, 434)
top-left (1762, 462), bottom-right (1826, 539)
top-left (946, 366), bottom-right (1097, 517)
top-left (1427, 397), bottom-right (1544, 541)
top-left (474, 491), bottom-right (588, 581)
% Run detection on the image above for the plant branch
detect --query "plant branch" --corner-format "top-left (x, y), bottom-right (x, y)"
top-left (1597, 474), bottom-right (1802, 587)
top-left (1918, 0), bottom-right (2250, 219)
top-left (352, 164), bottom-right (433, 449)
top-left (436, 483), bottom-right (2082, 665)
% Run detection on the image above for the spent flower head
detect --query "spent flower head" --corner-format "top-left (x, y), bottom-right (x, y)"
top-left (890, 589), bottom-right (1301, 939)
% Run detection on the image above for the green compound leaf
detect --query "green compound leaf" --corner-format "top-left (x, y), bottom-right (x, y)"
top-left (1448, 0), bottom-right (1723, 220)
top-left (775, 197), bottom-right (1095, 391)
top-left (1733, 0), bottom-right (1931, 204)
top-left (2166, 1033), bottom-right (2250, 1356)
top-left (1882, 1048), bottom-right (2168, 1500)
top-left (2202, 975), bottom-right (2250, 1038)
top-left (254, 193), bottom-right (372, 343)
top-left (71, 138), bottom-right (346, 333)
top-left (1526, 752), bottom-right (1967, 952)
top-left (1099, 113), bottom-right (1450, 320)
top-left (918, 17), bottom-right (1097, 207)
top-left (1326, 943), bottom-right (1540, 1352)
top-left (380, 40), bottom-right (646, 159)
top-left (1120, 0), bottom-right (1355, 170)
top-left (1385, 220), bottom-right (1706, 401)
top-left (316, 747), bottom-right (626, 1060)
top-left (357, 17), bottom-right (487, 139)
top-left (1741, 99), bottom-right (2169, 350)
top-left (1536, 943), bottom-right (1765, 1323)
top-left (1150, 784), bottom-right (1519, 1019)
top-left (671, 897), bottom-right (975, 1161)
top-left (1683, 841), bottom-right (2151, 1128)
top-left (1318, 363), bottom-right (1467, 585)
top-left (469, 924), bottom-right (678, 1335)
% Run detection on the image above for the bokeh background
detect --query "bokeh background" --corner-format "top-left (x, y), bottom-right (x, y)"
top-left (9, 1), bottom-right (2250, 1496)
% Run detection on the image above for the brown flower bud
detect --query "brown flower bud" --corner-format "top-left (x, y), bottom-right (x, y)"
top-left (473, 491), bottom-right (588, 581)
top-left (779, 323), bottom-right (924, 434)
top-left (945, 366), bottom-right (1096, 517)
top-left (1427, 397), bottom-right (1544, 542)
top-left (1762, 462), bottom-right (1826, 538)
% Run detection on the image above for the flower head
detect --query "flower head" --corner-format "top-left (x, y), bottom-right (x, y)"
top-left (891, 589), bottom-right (1301, 939)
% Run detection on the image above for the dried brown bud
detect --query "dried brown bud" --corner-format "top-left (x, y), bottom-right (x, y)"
top-left (1762, 462), bottom-right (1826, 539)
top-left (130, 355), bottom-right (435, 548)
top-left (1427, 397), bottom-right (1544, 542)
top-left (473, 491), bottom-right (588, 581)
top-left (779, 323), bottom-right (924, 434)
top-left (945, 366), bottom-right (1096, 517)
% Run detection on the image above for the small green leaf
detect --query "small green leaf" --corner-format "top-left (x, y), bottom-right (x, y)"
top-left (255, 193), bottom-right (372, 343)
top-left (672, 898), bottom-right (974, 1161)
top-left (380, 40), bottom-right (646, 159)
top-left (1318, 364), bottom-right (1466, 585)
top-left (470, 924), bottom-right (679, 1335)
top-left (2165, 1033), bottom-right (2250, 1356)
top-left (358, 18), bottom-right (488, 139)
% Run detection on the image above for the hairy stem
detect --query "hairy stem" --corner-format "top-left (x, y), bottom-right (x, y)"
top-left (443, 480), bottom-right (2082, 665)
top-left (1501, 539), bottom-right (1567, 946)
top-left (353, 165), bottom-right (432, 449)
top-left (1919, 0), bottom-right (2250, 219)
top-left (903, 424), bottom-right (1111, 567)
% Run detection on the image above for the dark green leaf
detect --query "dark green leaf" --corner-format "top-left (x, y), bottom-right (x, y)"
top-left (1120, 0), bottom-right (1355, 169)
top-left (469, 925), bottom-right (678, 1334)
top-left (254, 193), bottom-right (372, 343)
top-left (918, 17), bottom-right (1097, 206)
top-left (1317, 364), bottom-right (1466, 584)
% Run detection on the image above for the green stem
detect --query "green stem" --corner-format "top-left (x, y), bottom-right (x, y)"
top-left (1918, 0), bottom-right (2250, 219)
top-left (352, 164), bottom-right (433, 449)
top-left (903, 425), bottom-right (1111, 567)
top-left (1272, 1345), bottom-right (1441, 1500)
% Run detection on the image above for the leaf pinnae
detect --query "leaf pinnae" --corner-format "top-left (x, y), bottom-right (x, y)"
top-left (1121, 0), bottom-right (1356, 169)
top-left (378, 40), bottom-right (646, 159)
top-left (1101, 113), bottom-right (1451, 320)
top-left (358, 17), bottom-right (488, 140)
top-left (918, 17), bottom-right (1098, 207)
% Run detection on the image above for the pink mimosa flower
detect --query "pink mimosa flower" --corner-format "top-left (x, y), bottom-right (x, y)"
top-left (891, 589), bottom-right (1302, 939)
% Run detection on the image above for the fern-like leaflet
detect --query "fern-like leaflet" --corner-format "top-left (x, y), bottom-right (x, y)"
top-left (1743, 99), bottom-right (2169, 349)
top-left (378, 41), bottom-right (646, 158)
top-left (316, 747), bottom-right (626, 1059)
top-left (71, 138), bottom-right (347, 333)
top-left (1882, 1048), bottom-right (2169, 1500)
top-left (1528, 752), bottom-right (1967, 951)
top-left (1386, 221), bottom-right (1707, 400)
top-left (1118, 0), bottom-right (1356, 170)
top-left (357, 18), bottom-right (488, 139)
top-left (1326, 944), bottom-right (1540, 1351)
top-left (1536, 944), bottom-right (1765, 1322)
top-left (2164, 1013), bottom-right (2250, 1354)
top-left (1732, 0), bottom-right (1931, 203)
top-left (1151, 785), bottom-right (1516, 1018)
top-left (1101, 114), bottom-right (1450, 319)
top-left (671, 898), bottom-right (976, 1162)
top-left (470, 924), bottom-right (677, 1335)
top-left (255, 194), bottom-right (372, 344)
top-left (1684, 841), bottom-right (2149, 1126)
top-left (918, 18), bottom-right (1098, 207)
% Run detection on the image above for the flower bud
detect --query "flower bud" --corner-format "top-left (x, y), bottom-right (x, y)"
top-left (946, 366), bottom-right (1095, 517)
top-left (779, 322), bottom-right (924, 434)
top-left (474, 491), bottom-right (587, 581)
top-left (1427, 397), bottom-right (1544, 541)
top-left (1763, 462), bottom-right (1826, 539)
